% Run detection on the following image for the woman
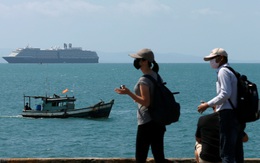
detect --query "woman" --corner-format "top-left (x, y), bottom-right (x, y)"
top-left (114, 48), bottom-right (167, 163)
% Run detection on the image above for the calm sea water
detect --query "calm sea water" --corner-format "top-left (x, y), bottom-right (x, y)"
top-left (0, 63), bottom-right (260, 158)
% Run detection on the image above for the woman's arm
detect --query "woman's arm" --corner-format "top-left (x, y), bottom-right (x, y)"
top-left (114, 84), bottom-right (150, 107)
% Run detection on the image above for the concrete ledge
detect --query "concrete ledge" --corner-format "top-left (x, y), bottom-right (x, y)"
top-left (0, 158), bottom-right (259, 163)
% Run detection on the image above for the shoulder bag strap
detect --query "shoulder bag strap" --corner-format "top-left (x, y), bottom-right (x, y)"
top-left (222, 66), bottom-right (237, 109)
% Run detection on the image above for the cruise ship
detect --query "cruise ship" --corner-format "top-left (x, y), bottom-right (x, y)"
top-left (3, 43), bottom-right (99, 63)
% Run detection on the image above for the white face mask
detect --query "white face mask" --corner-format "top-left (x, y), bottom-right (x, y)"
top-left (210, 58), bottom-right (219, 69)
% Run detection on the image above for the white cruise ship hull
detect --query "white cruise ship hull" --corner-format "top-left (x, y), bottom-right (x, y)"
top-left (3, 57), bottom-right (98, 63)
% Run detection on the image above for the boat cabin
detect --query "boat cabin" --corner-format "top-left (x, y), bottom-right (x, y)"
top-left (24, 94), bottom-right (76, 111)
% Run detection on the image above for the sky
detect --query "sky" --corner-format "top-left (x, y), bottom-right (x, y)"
top-left (0, 0), bottom-right (260, 63)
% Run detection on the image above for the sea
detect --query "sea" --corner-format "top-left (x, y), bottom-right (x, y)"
top-left (0, 63), bottom-right (259, 158)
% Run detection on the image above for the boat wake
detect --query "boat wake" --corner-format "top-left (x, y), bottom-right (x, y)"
top-left (0, 115), bottom-right (23, 118)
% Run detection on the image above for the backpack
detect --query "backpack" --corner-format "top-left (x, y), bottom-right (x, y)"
top-left (225, 66), bottom-right (260, 123)
top-left (143, 74), bottom-right (180, 125)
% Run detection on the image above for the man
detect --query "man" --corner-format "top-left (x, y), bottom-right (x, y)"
top-left (195, 107), bottom-right (222, 163)
top-left (197, 48), bottom-right (243, 163)
top-left (195, 107), bottom-right (249, 163)
top-left (24, 102), bottom-right (32, 110)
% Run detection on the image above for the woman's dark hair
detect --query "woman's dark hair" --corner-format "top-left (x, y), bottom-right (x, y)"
top-left (142, 58), bottom-right (159, 73)
top-left (151, 61), bottom-right (159, 73)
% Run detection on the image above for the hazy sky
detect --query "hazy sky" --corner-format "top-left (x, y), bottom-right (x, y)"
top-left (0, 0), bottom-right (260, 63)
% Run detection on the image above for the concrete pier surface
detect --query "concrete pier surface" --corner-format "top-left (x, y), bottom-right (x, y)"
top-left (0, 158), bottom-right (259, 163)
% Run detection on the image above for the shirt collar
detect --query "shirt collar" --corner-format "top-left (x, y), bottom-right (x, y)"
top-left (216, 63), bottom-right (229, 73)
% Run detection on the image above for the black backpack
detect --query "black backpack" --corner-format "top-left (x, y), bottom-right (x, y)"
top-left (143, 74), bottom-right (180, 125)
top-left (225, 66), bottom-right (260, 123)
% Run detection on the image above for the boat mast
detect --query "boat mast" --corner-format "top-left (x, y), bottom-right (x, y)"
top-left (45, 77), bottom-right (50, 97)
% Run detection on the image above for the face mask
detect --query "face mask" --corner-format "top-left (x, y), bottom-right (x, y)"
top-left (210, 58), bottom-right (219, 69)
top-left (133, 59), bottom-right (141, 69)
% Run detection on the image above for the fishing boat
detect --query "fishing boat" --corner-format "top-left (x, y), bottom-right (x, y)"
top-left (22, 94), bottom-right (114, 118)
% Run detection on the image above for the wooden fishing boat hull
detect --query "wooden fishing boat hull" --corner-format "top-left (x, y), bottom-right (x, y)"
top-left (21, 100), bottom-right (114, 118)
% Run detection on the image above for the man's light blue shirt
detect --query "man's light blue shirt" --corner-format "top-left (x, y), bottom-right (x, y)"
top-left (207, 63), bottom-right (238, 112)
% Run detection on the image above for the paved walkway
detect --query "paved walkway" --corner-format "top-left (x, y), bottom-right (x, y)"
top-left (0, 158), bottom-right (260, 163)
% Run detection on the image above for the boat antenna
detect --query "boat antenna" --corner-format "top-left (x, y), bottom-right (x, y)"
top-left (45, 77), bottom-right (50, 97)
top-left (72, 84), bottom-right (75, 96)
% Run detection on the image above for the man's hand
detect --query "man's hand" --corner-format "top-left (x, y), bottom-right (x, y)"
top-left (197, 102), bottom-right (209, 114)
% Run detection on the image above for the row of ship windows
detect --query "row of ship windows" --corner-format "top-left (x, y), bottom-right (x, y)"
top-left (19, 53), bottom-right (97, 58)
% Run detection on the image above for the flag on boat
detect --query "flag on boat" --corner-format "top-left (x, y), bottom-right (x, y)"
top-left (62, 88), bottom-right (69, 94)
